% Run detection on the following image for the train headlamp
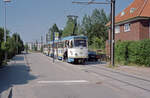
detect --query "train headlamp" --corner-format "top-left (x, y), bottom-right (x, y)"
top-left (75, 53), bottom-right (78, 56)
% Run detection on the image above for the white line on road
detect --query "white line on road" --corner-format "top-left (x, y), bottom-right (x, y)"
top-left (38, 80), bottom-right (89, 84)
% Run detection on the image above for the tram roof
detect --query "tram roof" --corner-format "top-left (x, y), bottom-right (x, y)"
top-left (62, 36), bottom-right (87, 41)
top-left (47, 36), bottom-right (87, 44)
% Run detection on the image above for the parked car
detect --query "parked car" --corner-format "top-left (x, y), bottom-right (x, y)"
top-left (88, 51), bottom-right (99, 61)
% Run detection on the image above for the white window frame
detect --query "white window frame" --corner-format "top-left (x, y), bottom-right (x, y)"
top-left (115, 26), bottom-right (120, 34)
top-left (124, 23), bottom-right (130, 32)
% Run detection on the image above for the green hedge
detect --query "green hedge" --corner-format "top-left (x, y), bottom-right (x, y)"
top-left (115, 39), bottom-right (150, 67)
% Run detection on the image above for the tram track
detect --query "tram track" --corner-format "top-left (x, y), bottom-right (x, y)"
top-left (83, 65), bottom-right (150, 92)
top-left (92, 65), bottom-right (150, 82)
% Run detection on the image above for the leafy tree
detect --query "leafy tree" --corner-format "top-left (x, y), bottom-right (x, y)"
top-left (0, 29), bottom-right (24, 66)
top-left (0, 28), bottom-right (4, 65)
top-left (49, 24), bottom-right (60, 41)
top-left (62, 17), bottom-right (78, 37)
top-left (24, 43), bottom-right (29, 53)
top-left (59, 29), bottom-right (63, 38)
top-left (80, 9), bottom-right (109, 49)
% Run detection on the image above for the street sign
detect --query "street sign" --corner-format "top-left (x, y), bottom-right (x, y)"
top-left (54, 32), bottom-right (59, 40)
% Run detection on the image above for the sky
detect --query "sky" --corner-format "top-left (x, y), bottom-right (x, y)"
top-left (0, 0), bottom-right (133, 43)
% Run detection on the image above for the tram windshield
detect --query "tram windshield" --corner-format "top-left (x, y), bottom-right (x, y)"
top-left (74, 40), bottom-right (87, 47)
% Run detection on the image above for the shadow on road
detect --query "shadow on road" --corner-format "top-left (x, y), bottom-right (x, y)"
top-left (0, 56), bottom-right (37, 94)
top-left (72, 61), bottom-right (107, 66)
top-left (12, 55), bottom-right (24, 61)
top-left (85, 61), bottom-right (107, 65)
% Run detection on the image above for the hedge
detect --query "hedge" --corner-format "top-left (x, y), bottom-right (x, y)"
top-left (115, 39), bottom-right (150, 67)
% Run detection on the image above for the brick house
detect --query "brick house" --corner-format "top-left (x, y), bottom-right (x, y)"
top-left (106, 0), bottom-right (150, 56)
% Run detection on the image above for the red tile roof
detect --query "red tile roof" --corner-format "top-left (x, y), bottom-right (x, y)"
top-left (108, 0), bottom-right (150, 25)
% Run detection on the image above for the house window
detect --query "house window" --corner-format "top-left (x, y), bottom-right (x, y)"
top-left (130, 8), bottom-right (136, 13)
top-left (121, 11), bottom-right (125, 16)
top-left (115, 26), bottom-right (120, 34)
top-left (124, 23), bottom-right (130, 32)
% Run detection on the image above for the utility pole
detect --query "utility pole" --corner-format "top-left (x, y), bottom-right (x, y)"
top-left (109, 1), bottom-right (112, 65)
top-left (67, 15), bottom-right (78, 36)
top-left (41, 36), bottom-right (43, 52)
top-left (52, 32), bottom-right (55, 63)
top-left (72, 0), bottom-right (115, 66)
top-left (46, 34), bottom-right (48, 44)
top-left (111, 0), bottom-right (115, 66)
top-left (47, 31), bottom-right (51, 56)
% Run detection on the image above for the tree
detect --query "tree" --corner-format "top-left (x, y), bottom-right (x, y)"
top-left (80, 8), bottom-right (109, 49)
top-left (49, 24), bottom-right (60, 41)
top-left (62, 17), bottom-right (78, 37)
top-left (0, 28), bottom-right (4, 65)
top-left (79, 14), bottom-right (93, 45)
top-left (24, 43), bottom-right (28, 53)
top-left (0, 30), bottom-right (24, 66)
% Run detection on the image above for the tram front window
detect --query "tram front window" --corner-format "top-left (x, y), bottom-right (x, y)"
top-left (74, 40), bottom-right (87, 47)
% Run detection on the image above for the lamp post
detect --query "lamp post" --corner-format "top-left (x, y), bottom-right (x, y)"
top-left (3, 0), bottom-right (11, 61)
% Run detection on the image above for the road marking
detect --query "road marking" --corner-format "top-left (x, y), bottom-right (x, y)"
top-left (38, 80), bottom-right (89, 84)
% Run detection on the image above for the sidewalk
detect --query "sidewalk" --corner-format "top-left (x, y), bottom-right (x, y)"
top-left (115, 65), bottom-right (150, 79)
top-left (0, 54), bottom-right (37, 98)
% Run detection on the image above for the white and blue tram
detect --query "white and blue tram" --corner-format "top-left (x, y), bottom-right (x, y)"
top-left (45, 36), bottom-right (88, 63)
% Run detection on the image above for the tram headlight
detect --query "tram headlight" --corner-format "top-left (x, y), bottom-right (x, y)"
top-left (75, 53), bottom-right (78, 56)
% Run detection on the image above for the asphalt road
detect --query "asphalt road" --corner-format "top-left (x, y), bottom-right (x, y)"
top-left (1, 53), bottom-right (150, 98)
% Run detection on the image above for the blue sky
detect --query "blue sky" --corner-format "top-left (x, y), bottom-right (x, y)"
top-left (0, 0), bottom-right (133, 42)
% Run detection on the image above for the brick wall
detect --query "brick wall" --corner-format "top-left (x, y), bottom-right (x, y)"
top-left (115, 21), bottom-right (140, 41)
top-left (106, 20), bottom-right (150, 56)
top-left (139, 20), bottom-right (150, 40)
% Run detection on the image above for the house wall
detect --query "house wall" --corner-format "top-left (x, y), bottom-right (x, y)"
top-left (139, 20), bottom-right (150, 40)
top-left (106, 20), bottom-right (150, 56)
top-left (115, 21), bottom-right (140, 41)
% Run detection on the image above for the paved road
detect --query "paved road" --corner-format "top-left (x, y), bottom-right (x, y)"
top-left (0, 53), bottom-right (150, 98)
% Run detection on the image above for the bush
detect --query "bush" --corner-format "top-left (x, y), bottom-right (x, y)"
top-left (115, 39), bottom-right (150, 67)
top-left (115, 41), bottom-right (129, 64)
top-left (136, 40), bottom-right (150, 66)
top-left (128, 41), bottom-right (140, 64)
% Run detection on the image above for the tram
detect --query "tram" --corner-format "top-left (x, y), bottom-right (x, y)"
top-left (45, 35), bottom-right (88, 63)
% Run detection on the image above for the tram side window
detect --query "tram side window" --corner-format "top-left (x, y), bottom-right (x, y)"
top-left (69, 40), bottom-right (73, 48)
top-left (65, 41), bottom-right (67, 47)
top-left (65, 40), bottom-right (69, 48)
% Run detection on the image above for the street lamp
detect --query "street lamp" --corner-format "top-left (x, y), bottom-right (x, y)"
top-left (3, 0), bottom-right (11, 61)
